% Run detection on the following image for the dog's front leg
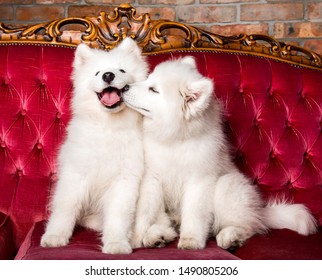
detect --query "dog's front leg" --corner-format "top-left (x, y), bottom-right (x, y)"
top-left (101, 176), bottom-right (139, 254)
top-left (41, 172), bottom-right (86, 247)
top-left (178, 178), bottom-right (213, 250)
top-left (131, 169), bottom-right (164, 248)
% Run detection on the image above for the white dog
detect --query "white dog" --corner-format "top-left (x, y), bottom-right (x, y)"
top-left (41, 38), bottom-right (148, 254)
top-left (123, 56), bottom-right (317, 250)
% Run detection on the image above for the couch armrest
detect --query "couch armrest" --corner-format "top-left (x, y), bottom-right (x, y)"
top-left (0, 212), bottom-right (15, 259)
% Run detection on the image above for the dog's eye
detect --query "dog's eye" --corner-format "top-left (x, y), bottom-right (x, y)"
top-left (149, 87), bottom-right (159, 94)
top-left (95, 71), bottom-right (100, 76)
top-left (120, 69), bottom-right (126, 73)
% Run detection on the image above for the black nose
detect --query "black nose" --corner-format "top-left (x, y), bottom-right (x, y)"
top-left (102, 72), bottom-right (115, 84)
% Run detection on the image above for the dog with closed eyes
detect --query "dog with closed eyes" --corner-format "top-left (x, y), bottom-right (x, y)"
top-left (123, 56), bottom-right (317, 250)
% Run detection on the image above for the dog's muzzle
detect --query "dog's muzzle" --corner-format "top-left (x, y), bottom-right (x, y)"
top-left (96, 85), bottom-right (129, 109)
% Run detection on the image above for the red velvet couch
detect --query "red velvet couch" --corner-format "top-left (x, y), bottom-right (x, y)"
top-left (1, 4), bottom-right (321, 260)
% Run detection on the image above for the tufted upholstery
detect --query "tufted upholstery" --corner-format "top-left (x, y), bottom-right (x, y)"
top-left (201, 53), bottom-right (322, 221)
top-left (0, 44), bottom-right (321, 259)
top-left (0, 45), bottom-right (74, 249)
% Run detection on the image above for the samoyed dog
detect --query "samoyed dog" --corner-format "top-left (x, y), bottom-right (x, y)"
top-left (123, 56), bottom-right (317, 250)
top-left (40, 38), bottom-right (148, 254)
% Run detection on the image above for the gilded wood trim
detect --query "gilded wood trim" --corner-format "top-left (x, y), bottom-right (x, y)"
top-left (0, 3), bottom-right (321, 70)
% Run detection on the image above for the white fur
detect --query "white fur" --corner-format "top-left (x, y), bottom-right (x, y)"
top-left (263, 201), bottom-right (317, 236)
top-left (41, 38), bottom-right (148, 254)
top-left (123, 57), bottom-right (317, 250)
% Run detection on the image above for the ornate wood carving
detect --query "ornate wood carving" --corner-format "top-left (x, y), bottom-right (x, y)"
top-left (0, 3), bottom-right (321, 70)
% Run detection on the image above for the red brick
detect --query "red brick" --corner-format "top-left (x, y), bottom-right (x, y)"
top-left (304, 39), bottom-right (322, 56)
top-left (68, 5), bottom-right (115, 18)
top-left (177, 6), bottom-right (237, 24)
top-left (139, 0), bottom-right (193, 4)
top-left (85, 0), bottom-right (134, 4)
top-left (136, 7), bottom-right (176, 21)
top-left (69, 5), bottom-right (176, 22)
top-left (274, 22), bottom-right (322, 39)
top-left (69, 5), bottom-right (175, 21)
top-left (311, 23), bottom-right (322, 37)
top-left (211, 23), bottom-right (269, 37)
top-left (308, 2), bottom-right (322, 20)
top-left (241, 3), bottom-right (304, 21)
top-left (0, 0), bottom-right (32, 3)
top-left (281, 40), bottom-right (300, 47)
top-left (16, 6), bottom-right (65, 22)
top-left (36, 0), bottom-right (79, 3)
top-left (266, 0), bottom-right (302, 1)
top-left (0, 6), bottom-right (13, 21)
top-left (201, 0), bottom-right (255, 3)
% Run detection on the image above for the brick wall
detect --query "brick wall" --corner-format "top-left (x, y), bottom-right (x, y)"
top-left (1, 0), bottom-right (321, 55)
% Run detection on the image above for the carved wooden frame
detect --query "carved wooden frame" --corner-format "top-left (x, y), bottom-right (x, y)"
top-left (0, 3), bottom-right (321, 70)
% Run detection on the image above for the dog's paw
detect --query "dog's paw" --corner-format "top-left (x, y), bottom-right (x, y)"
top-left (143, 226), bottom-right (177, 248)
top-left (216, 227), bottom-right (248, 250)
top-left (178, 236), bottom-right (205, 250)
top-left (102, 241), bottom-right (132, 254)
top-left (143, 235), bottom-right (167, 248)
top-left (40, 234), bottom-right (69, 247)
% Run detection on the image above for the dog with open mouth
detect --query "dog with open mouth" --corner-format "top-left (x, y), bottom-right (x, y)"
top-left (41, 38), bottom-right (148, 254)
top-left (95, 72), bottom-right (129, 110)
top-left (93, 68), bottom-right (130, 112)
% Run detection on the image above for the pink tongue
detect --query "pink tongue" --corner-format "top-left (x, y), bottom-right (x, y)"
top-left (100, 91), bottom-right (121, 106)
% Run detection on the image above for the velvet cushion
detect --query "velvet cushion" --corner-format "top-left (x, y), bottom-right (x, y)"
top-left (15, 221), bottom-right (239, 260)
top-left (0, 212), bottom-right (15, 259)
top-left (234, 228), bottom-right (322, 260)
top-left (16, 221), bottom-right (322, 260)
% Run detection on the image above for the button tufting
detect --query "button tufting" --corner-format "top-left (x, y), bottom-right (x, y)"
top-left (40, 79), bottom-right (47, 86)
top-left (253, 178), bottom-right (259, 185)
top-left (56, 111), bottom-right (62, 119)
top-left (36, 143), bottom-right (43, 150)
top-left (300, 91), bottom-right (306, 98)
top-left (17, 169), bottom-right (23, 177)
top-left (253, 119), bottom-right (259, 127)
top-left (285, 119), bottom-right (291, 128)
top-left (3, 76), bottom-right (10, 85)
top-left (20, 109), bottom-right (26, 116)
top-left (1, 141), bottom-right (6, 148)
top-left (270, 151), bottom-right (276, 158)
top-left (286, 181), bottom-right (293, 189)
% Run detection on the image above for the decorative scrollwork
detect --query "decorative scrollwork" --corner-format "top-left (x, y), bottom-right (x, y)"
top-left (0, 3), bottom-right (321, 69)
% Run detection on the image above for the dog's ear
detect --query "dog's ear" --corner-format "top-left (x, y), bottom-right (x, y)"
top-left (73, 44), bottom-right (94, 68)
top-left (183, 77), bottom-right (214, 120)
top-left (181, 56), bottom-right (197, 68)
top-left (117, 37), bottom-right (142, 57)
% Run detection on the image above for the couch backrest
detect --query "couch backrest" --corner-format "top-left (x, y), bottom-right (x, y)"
top-left (1, 44), bottom-right (321, 249)
top-left (1, 4), bottom-right (321, 249)
top-left (0, 45), bottom-right (74, 247)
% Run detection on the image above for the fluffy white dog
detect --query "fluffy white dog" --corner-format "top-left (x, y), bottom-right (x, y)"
top-left (123, 56), bottom-right (317, 250)
top-left (41, 38), bottom-right (148, 254)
